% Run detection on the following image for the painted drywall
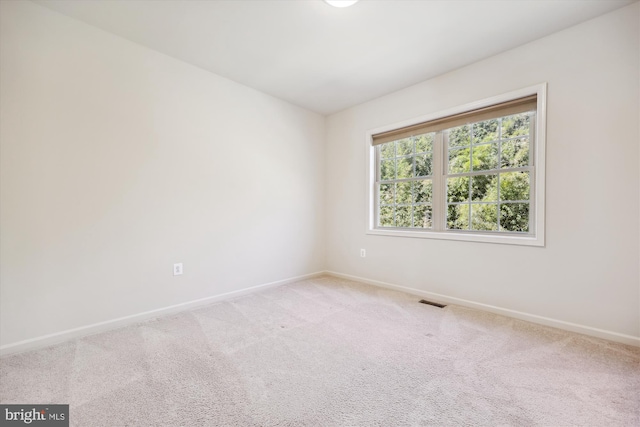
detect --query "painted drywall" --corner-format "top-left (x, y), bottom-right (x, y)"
top-left (0, 1), bottom-right (325, 347)
top-left (325, 3), bottom-right (640, 337)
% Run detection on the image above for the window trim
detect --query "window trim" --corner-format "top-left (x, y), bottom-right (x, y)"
top-left (365, 83), bottom-right (547, 247)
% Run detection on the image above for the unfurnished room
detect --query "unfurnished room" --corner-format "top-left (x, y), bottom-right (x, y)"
top-left (0, 0), bottom-right (639, 426)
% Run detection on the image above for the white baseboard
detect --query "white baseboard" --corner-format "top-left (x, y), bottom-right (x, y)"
top-left (325, 270), bottom-right (640, 347)
top-left (4, 270), bottom-right (637, 356)
top-left (0, 271), bottom-right (325, 357)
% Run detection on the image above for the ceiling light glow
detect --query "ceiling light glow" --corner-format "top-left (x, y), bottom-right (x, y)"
top-left (324, 0), bottom-right (359, 8)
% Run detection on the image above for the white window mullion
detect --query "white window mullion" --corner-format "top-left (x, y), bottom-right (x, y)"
top-left (432, 131), bottom-right (445, 231)
top-left (374, 146), bottom-right (380, 227)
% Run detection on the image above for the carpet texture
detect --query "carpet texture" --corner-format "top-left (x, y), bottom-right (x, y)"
top-left (1, 276), bottom-right (639, 426)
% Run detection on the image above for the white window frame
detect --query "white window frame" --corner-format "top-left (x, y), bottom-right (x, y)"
top-left (366, 83), bottom-right (546, 247)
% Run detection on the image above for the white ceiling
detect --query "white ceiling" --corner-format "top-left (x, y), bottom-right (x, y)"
top-left (34, 0), bottom-right (635, 115)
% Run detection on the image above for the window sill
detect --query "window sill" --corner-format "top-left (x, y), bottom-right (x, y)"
top-left (366, 228), bottom-right (544, 247)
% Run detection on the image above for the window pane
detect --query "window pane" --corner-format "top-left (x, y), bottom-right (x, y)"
top-left (448, 147), bottom-right (470, 173)
top-left (379, 183), bottom-right (394, 205)
top-left (413, 205), bottom-right (432, 229)
top-left (448, 125), bottom-right (470, 147)
top-left (415, 153), bottom-right (432, 177)
top-left (502, 113), bottom-right (531, 138)
top-left (473, 118), bottom-right (498, 143)
top-left (396, 205), bottom-right (412, 227)
top-left (447, 176), bottom-right (469, 203)
top-left (472, 142), bottom-right (498, 171)
top-left (447, 204), bottom-right (469, 230)
top-left (379, 205), bottom-right (395, 227)
top-left (500, 171), bottom-right (530, 201)
top-left (471, 174), bottom-right (498, 202)
top-left (500, 203), bottom-right (529, 232)
top-left (413, 180), bottom-right (432, 204)
top-left (396, 138), bottom-right (413, 157)
top-left (396, 157), bottom-right (413, 179)
top-left (415, 133), bottom-right (434, 153)
top-left (381, 159), bottom-right (395, 180)
top-left (501, 138), bottom-right (530, 168)
top-left (380, 142), bottom-right (395, 160)
top-left (471, 204), bottom-right (498, 231)
top-left (375, 103), bottom-right (538, 238)
top-left (396, 182), bottom-right (412, 204)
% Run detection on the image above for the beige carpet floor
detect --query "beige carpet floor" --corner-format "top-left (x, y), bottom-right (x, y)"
top-left (1, 276), bottom-right (639, 426)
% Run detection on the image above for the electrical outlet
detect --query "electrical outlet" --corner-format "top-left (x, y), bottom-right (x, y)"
top-left (173, 263), bottom-right (183, 276)
top-left (360, 249), bottom-right (366, 258)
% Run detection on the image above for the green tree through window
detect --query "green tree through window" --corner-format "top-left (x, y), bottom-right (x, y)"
top-left (376, 111), bottom-right (534, 234)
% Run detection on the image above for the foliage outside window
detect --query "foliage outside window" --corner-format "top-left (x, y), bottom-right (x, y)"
top-left (369, 88), bottom-right (545, 245)
top-left (379, 133), bottom-right (435, 229)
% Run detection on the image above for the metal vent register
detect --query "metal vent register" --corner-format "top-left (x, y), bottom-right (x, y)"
top-left (419, 299), bottom-right (446, 308)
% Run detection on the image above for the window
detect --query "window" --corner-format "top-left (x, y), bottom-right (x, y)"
top-left (367, 84), bottom-right (546, 246)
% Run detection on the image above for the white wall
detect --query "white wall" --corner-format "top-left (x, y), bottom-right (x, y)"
top-left (0, 1), bottom-right (325, 347)
top-left (325, 3), bottom-right (640, 338)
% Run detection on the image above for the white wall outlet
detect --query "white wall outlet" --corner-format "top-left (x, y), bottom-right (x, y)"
top-left (360, 249), bottom-right (366, 258)
top-left (173, 263), bottom-right (183, 276)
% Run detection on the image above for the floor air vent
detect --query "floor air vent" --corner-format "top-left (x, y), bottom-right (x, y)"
top-left (419, 299), bottom-right (446, 308)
